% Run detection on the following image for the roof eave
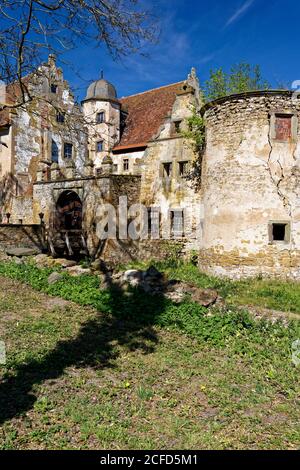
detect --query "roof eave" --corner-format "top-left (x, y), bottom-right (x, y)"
top-left (112, 142), bottom-right (148, 153)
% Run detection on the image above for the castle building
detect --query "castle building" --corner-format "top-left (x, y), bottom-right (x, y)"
top-left (1, 55), bottom-right (300, 280)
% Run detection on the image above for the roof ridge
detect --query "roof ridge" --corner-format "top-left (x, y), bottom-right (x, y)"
top-left (120, 81), bottom-right (184, 100)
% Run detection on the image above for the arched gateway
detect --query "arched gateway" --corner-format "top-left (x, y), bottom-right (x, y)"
top-left (55, 190), bottom-right (82, 231)
top-left (48, 190), bottom-right (87, 258)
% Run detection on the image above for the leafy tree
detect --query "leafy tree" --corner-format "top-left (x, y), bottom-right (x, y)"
top-left (204, 63), bottom-right (270, 102)
top-left (181, 107), bottom-right (205, 189)
top-left (183, 109), bottom-right (205, 155)
top-left (204, 68), bottom-right (228, 103)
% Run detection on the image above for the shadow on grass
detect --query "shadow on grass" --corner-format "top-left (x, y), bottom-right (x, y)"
top-left (0, 268), bottom-right (169, 425)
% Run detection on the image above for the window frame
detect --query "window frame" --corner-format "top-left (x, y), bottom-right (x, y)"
top-left (96, 111), bottom-right (105, 124)
top-left (147, 207), bottom-right (161, 239)
top-left (270, 111), bottom-right (297, 143)
top-left (96, 140), bottom-right (104, 153)
top-left (56, 112), bottom-right (65, 124)
top-left (268, 221), bottom-right (291, 244)
top-left (161, 161), bottom-right (173, 178)
top-left (50, 84), bottom-right (58, 94)
top-left (170, 209), bottom-right (184, 239)
top-left (173, 120), bottom-right (182, 134)
top-left (51, 138), bottom-right (59, 163)
top-left (178, 160), bottom-right (190, 177)
top-left (63, 142), bottom-right (73, 160)
top-left (123, 158), bottom-right (129, 172)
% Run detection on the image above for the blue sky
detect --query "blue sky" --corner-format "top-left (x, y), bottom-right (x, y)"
top-left (62, 0), bottom-right (300, 101)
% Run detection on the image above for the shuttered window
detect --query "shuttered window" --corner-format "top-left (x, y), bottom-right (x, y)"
top-left (275, 115), bottom-right (292, 141)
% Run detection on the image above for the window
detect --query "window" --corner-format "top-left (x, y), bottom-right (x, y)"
top-left (113, 164), bottom-right (118, 173)
top-left (174, 120), bottom-right (182, 133)
top-left (269, 222), bottom-right (290, 243)
top-left (179, 161), bottom-right (189, 177)
top-left (50, 84), bottom-right (57, 94)
top-left (147, 207), bottom-right (160, 238)
top-left (97, 140), bottom-right (104, 152)
top-left (96, 167), bottom-right (102, 176)
top-left (51, 139), bottom-right (59, 163)
top-left (56, 112), bottom-right (65, 123)
top-left (63, 143), bottom-right (73, 159)
top-left (123, 159), bottom-right (129, 171)
top-left (96, 112), bottom-right (105, 124)
top-left (162, 162), bottom-right (172, 178)
top-left (170, 209), bottom-right (184, 238)
top-left (275, 115), bottom-right (292, 141)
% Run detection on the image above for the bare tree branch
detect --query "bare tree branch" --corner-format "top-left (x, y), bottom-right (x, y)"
top-left (0, 0), bottom-right (157, 109)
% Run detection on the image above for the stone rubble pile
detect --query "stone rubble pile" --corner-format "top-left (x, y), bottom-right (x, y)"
top-left (2, 251), bottom-right (220, 307)
top-left (108, 266), bottom-right (219, 307)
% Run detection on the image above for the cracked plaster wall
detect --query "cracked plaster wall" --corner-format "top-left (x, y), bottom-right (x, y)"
top-left (201, 92), bottom-right (300, 279)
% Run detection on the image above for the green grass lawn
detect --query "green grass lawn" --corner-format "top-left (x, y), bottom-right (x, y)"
top-left (123, 259), bottom-right (300, 314)
top-left (0, 260), bottom-right (299, 449)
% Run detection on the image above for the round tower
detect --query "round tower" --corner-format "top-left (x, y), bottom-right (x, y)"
top-left (200, 90), bottom-right (300, 280)
top-left (82, 75), bottom-right (120, 169)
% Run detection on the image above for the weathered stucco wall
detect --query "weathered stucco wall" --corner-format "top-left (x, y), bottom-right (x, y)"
top-left (82, 99), bottom-right (121, 169)
top-left (140, 90), bottom-right (202, 249)
top-left (201, 91), bottom-right (300, 279)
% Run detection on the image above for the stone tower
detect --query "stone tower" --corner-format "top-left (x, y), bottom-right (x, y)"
top-left (81, 75), bottom-right (121, 170)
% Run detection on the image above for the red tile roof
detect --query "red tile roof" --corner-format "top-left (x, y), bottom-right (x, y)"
top-left (114, 82), bottom-right (184, 150)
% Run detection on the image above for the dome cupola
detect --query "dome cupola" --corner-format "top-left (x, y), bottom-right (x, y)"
top-left (84, 72), bottom-right (117, 101)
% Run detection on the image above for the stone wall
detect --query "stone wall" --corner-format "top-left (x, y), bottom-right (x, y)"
top-left (33, 174), bottom-right (141, 256)
top-left (201, 90), bottom-right (300, 279)
top-left (101, 239), bottom-right (186, 266)
top-left (0, 224), bottom-right (45, 250)
top-left (140, 89), bottom-right (202, 251)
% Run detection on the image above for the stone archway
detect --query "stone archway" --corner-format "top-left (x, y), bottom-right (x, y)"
top-left (55, 190), bottom-right (83, 231)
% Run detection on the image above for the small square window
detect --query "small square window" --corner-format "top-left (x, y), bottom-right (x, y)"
top-left (97, 141), bottom-right (104, 152)
top-left (123, 159), bottom-right (129, 171)
top-left (50, 84), bottom-right (57, 94)
top-left (56, 112), bottom-right (65, 123)
top-left (96, 112), bottom-right (105, 124)
top-left (179, 161), bottom-right (189, 177)
top-left (63, 143), bottom-right (73, 159)
top-left (174, 120), bottom-right (182, 133)
top-left (269, 222), bottom-right (290, 243)
top-left (162, 162), bottom-right (172, 178)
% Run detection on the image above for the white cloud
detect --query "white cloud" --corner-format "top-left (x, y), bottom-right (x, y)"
top-left (224, 0), bottom-right (255, 28)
